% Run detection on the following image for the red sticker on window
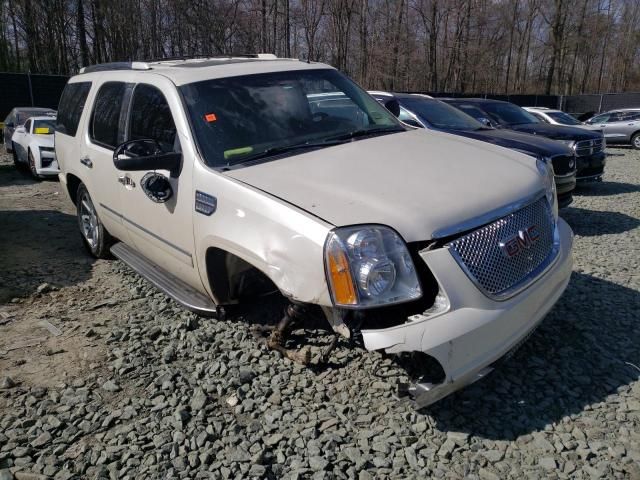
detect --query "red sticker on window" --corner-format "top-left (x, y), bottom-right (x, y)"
top-left (204, 113), bottom-right (217, 122)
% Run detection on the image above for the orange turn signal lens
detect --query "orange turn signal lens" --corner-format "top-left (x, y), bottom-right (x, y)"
top-left (326, 237), bottom-right (357, 306)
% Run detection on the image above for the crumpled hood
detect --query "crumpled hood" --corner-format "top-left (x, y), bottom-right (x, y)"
top-left (226, 130), bottom-right (545, 241)
top-left (509, 123), bottom-right (603, 141)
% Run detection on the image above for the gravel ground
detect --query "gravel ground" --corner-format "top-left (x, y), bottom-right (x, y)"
top-left (0, 148), bottom-right (639, 480)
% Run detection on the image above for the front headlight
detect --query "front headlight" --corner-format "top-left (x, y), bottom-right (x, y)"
top-left (537, 157), bottom-right (558, 219)
top-left (324, 225), bottom-right (422, 308)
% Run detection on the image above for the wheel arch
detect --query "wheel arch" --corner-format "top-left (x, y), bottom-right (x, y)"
top-left (204, 247), bottom-right (280, 305)
top-left (66, 174), bottom-right (82, 205)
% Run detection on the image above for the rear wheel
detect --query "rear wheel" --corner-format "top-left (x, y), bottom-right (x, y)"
top-left (631, 133), bottom-right (640, 150)
top-left (76, 183), bottom-right (113, 258)
top-left (28, 149), bottom-right (42, 180)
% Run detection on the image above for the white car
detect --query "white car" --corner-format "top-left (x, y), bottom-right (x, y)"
top-left (523, 107), bottom-right (589, 128)
top-left (11, 115), bottom-right (59, 178)
top-left (56, 56), bottom-right (573, 407)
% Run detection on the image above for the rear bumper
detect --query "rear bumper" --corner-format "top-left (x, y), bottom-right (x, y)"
top-left (362, 218), bottom-right (574, 407)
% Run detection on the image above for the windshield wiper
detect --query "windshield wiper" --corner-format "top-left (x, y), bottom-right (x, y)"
top-left (329, 126), bottom-right (405, 141)
top-left (224, 139), bottom-right (348, 167)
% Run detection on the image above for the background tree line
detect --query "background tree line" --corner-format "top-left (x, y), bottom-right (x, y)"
top-left (0, 0), bottom-right (638, 95)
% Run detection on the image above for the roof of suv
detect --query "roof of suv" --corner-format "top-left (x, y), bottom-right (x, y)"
top-left (76, 56), bottom-right (333, 86)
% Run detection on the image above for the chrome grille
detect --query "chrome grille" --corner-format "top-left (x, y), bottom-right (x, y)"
top-left (447, 197), bottom-right (556, 299)
top-left (575, 138), bottom-right (604, 157)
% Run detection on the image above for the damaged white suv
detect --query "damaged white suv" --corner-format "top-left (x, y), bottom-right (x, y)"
top-left (56, 55), bottom-right (573, 407)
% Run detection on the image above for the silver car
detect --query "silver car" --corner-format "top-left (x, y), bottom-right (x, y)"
top-left (584, 109), bottom-right (640, 149)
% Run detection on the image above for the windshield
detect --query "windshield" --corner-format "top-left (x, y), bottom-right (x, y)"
top-left (32, 119), bottom-right (56, 134)
top-left (180, 69), bottom-right (402, 167)
top-left (480, 102), bottom-right (540, 126)
top-left (401, 98), bottom-right (484, 130)
top-left (547, 111), bottom-right (581, 125)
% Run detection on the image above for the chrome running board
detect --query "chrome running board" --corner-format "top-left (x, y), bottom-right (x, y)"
top-left (111, 242), bottom-right (218, 317)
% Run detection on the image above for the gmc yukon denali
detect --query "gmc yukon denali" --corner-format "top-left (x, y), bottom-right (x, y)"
top-left (56, 56), bottom-right (574, 407)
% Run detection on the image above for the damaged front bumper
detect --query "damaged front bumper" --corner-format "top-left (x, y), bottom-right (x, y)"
top-left (361, 218), bottom-right (574, 408)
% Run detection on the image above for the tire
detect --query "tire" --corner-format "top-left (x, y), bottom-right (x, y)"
top-left (76, 183), bottom-right (113, 259)
top-left (27, 149), bottom-right (42, 180)
top-left (631, 132), bottom-right (640, 150)
top-left (11, 143), bottom-right (23, 169)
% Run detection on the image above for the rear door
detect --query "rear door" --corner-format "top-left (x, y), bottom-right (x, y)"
top-left (80, 81), bottom-right (132, 242)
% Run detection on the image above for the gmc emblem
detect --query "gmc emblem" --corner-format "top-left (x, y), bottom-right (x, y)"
top-left (499, 225), bottom-right (540, 258)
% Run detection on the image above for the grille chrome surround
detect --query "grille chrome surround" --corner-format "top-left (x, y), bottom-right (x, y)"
top-left (446, 196), bottom-right (559, 301)
top-left (575, 138), bottom-right (604, 157)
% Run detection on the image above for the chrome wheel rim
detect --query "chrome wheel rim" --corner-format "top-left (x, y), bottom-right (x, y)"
top-left (79, 192), bottom-right (99, 248)
top-left (634, 136), bottom-right (640, 148)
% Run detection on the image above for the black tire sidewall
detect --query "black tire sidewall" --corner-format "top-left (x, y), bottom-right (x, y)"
top-left (28, 149), bottom-right (40, 179)
top-left (76, 183), bottom-right (112, 259)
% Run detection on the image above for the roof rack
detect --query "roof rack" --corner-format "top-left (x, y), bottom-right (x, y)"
top-left (79, 62), bottom-right (151, 74)
top-left (145, 53), bottom-right (278, 63)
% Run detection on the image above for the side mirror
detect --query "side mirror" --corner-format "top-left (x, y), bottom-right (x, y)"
top-left (383, 99), bottom-right (401, 117)
top-left (402, 119), bottom-right (424, 129)
top-left (478, 117), bottom-right (493, 127)
top-left (113, 139), bottom-right (181, 178)
top-left (14, 126), bottom-right (26, 133)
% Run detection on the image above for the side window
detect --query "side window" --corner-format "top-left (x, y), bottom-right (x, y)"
top-left (56, 82), bottom-right (92, 136)
top-left (128, 84), bottom-right (177, 152)
top-left (90, 82), bottom-right (127, 149)
top-left (24, 119), bottom-right (32, 132)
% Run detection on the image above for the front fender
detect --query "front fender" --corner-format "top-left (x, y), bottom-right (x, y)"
top-left (193, 162), bottom-right (333, 306)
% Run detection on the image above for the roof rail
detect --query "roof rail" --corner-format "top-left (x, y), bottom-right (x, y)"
top-left (144, 53), bottom-right (278, 63)
top-left (79, 62), bottom-right (151, 74)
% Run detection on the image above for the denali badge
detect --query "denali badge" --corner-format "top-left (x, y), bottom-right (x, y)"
top-left (499, 226), bottom-right (540, 258)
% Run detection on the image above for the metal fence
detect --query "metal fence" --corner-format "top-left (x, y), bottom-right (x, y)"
top-left (0, 72), bottom-right (69, 120)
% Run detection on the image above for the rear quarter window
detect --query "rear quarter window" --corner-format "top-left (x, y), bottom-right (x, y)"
top-left (56, 82), bottom-right (92, 136)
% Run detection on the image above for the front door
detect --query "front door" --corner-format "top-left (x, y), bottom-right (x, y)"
top-left (117, 81), bottom-right (203, 290)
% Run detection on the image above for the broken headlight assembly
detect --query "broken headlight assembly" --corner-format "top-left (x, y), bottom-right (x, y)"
top-left (324, 225), bottom-right (422, 308)
top-left (537, 156), bottom-right (558, 219)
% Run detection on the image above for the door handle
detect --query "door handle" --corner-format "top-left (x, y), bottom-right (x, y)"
top-left (80, 156), bottom-right (93, 168)
top-left (118, 175), bottom-right (136, 188)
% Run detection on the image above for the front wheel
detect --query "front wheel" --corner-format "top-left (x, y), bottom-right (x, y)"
top-left (28, 149), bottom-right (42, 180)
top-left (76, 183), bottom-right (113, 258)
top-left (631, 133), bottom-right (640, 150)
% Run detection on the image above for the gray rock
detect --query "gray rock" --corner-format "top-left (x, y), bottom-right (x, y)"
top-left (101, 380), bottom-right (121, 392)
top-left (309, 456), bottom-right (329, 471)
top-left (0, 470), bottom-right (12, 480)
top-left (539, 457), bottom-right (557, 470)
top-left (31, 431), bottom-right (52, 447)
top-left (162, 346), bottom-right (176, 363)
top-left (190, 388), bottom-right (208, 411)
top-left (0, 377), bottom-right (16, 389)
